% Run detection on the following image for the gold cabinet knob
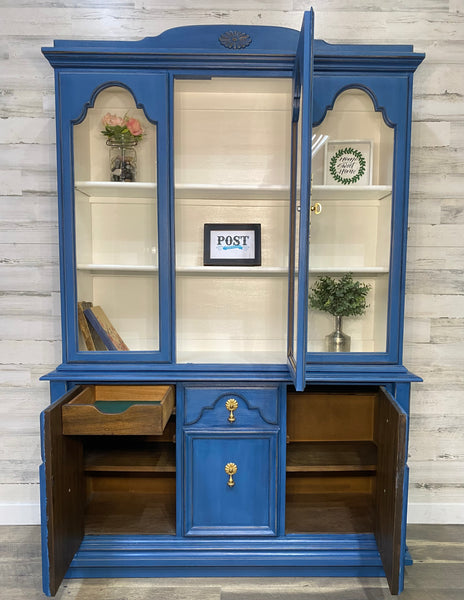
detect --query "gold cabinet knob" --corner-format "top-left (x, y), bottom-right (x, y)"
top-left (311, 202), bottom-right (322, 215)
top-left (225, 462), bottom-right (237, 487)
top-left (225, 398), bottom-right (238, 423)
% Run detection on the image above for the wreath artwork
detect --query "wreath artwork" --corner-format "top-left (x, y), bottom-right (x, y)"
top-left (329, 146), bottom-right (367, 185)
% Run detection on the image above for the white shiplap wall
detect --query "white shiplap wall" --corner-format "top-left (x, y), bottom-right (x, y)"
top-left (0, 0), bottom-right (462, 525)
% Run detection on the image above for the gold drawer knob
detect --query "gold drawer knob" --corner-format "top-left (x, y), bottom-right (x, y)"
top-left (225, 462), bottom-right (237, 487)
top-left (311, 202), bottom-right (322, 215)
top-left (225, 398), bottom-right (238, 423)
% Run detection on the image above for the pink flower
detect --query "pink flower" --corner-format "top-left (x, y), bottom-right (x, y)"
top-left (126, 117), bottom-right (143, 137)
top-left (102, 113), bottom-right (124, 127)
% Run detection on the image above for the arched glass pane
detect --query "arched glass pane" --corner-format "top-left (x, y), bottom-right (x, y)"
top-left (309, 89), bottom-right (394, 353)
top-left (73, 86), bottom-right (159, 352)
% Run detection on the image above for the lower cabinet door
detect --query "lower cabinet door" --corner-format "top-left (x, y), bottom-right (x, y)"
top-left (183, 431), bottom-right (279, 536)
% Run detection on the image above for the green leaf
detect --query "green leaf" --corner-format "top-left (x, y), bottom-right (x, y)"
top-left (309, 273), bottom-right (371, 317)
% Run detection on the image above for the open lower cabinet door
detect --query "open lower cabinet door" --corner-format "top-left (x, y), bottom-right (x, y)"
top-left (40, 387), bottom-right (85, 596)
top-left (374, 388), bottom-right (408, 595)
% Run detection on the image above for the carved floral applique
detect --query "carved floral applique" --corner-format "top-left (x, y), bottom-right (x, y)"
top-left (218, 31), bottom-right (252, 50)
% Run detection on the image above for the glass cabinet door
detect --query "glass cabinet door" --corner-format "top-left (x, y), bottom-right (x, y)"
top-left (287, 10), bottom-right (314, 390)
top-left (58, 73), bottom-right (171, 361)
top-left (174, 77), bottom-right (292, 365)
top-left (309, 85), bottom-right (396, 360)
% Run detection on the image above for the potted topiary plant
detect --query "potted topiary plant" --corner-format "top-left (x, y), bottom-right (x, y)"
top-left (308, 272), bottom-right (371, 352)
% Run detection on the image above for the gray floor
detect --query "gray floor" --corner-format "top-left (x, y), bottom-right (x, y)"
top-left (1, 525), bottom-right (463, 600)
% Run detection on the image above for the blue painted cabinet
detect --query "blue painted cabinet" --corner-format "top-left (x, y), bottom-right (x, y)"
top-left (184, 433), bottom-right (279, 536)
top-left (181, 385), bottom-right (282, 537)
top-left (40, 10), bottom-right (424, 597)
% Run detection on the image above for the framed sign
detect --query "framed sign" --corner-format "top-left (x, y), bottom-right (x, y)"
top-left (324, 140), bottom-right (372, 186)
top-left (204, 224), bottom-right (261, 266)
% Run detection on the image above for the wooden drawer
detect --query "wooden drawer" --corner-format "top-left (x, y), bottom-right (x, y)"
top-left (62, 385), bottom-right (174, 436)
top-left (182, 385), bottom-right (280, 428)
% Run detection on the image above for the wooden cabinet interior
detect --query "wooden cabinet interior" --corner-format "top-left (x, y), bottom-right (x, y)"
top-left (47, 384), bottom-right (177, 539)
top-left (286, 387), bottom-right (397, 535)
top-left (82, 418), bottom-right (176, 535)
top-left (52, 386), bottom-right (401, 539)
top-left (43, 383), bottom-right (406, 595)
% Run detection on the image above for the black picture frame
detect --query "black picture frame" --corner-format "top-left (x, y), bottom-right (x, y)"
top-left (204, 224), bottom-right (261, 266)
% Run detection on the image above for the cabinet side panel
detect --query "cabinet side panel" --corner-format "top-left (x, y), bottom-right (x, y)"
top-left (374, 388), bottom-right (407, 595)
top-left (42, 389), bottom-right (85, 595)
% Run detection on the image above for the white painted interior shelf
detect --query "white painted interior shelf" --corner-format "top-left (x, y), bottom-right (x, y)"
top-left (312, 185), bottom-right (392, 201)
top-left (75, 181), bottom-right (156, 198)
top-left (75, 181), bottom-right (392, 202)
top-left (77, 264), bottom-right (389, 275)
top-left (77, 264), bottom-right (158, 273)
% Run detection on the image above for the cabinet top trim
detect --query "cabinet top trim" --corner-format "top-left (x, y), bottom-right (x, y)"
top-left (44, 29), bottom-right (416, 56)
top-left (41, 363), bottom-right (422, 384)
top-left (42, 28), bottom-right (424, 72)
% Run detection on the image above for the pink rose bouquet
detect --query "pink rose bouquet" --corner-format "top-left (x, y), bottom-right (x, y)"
top-left (101, 113), bottom-right (144, 143)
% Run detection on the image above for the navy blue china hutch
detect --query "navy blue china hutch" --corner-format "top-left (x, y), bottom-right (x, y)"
top-left (40, 10), bottom-right (424, 596)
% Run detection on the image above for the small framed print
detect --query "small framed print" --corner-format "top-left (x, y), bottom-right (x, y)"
top-left (204, 224), bottom-right (261, 266)
top-left (324, 140), bottom-right (373, 186)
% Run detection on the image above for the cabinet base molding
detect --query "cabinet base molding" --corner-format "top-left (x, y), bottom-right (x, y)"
top-left (65, 533), bottom-right (411, 579)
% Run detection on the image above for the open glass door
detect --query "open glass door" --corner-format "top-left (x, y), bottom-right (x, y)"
top-left (287, 10), bottom-right (314, 391)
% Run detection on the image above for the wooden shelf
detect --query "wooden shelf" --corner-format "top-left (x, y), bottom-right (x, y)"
top-left (285, 492), bottom-right (374, 534)
top-left (85, 490), bottom-right (176, 535)
top-left (85, 443), bottom-right (176, 473)
top-left (286, 441), bottom-right (377, 473)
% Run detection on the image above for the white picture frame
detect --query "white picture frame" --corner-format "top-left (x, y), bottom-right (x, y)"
top-left (324, 140), bottom-right (373, 186)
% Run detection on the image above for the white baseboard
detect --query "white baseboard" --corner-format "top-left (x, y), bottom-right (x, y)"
top-left (0, 484), bottom-right (41, 525)
top-left (0, 503), bottom-right (40, 525)
top-left (408, 502), bottom-right (464, 524)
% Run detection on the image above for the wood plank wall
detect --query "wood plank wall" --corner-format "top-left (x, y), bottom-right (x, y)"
top-left (0, 0), bottom-right (462, 524)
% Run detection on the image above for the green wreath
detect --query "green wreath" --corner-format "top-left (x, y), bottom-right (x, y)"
top-left (329, 147), bottom-right (366, 185)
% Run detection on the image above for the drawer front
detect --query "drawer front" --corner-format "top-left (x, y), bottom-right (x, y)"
top-left (183, 431), bottom-right (278, 536)
top-left (62, 384), bottom-right (175, 436)
top-left (182, 385), bottom-right (280, 428)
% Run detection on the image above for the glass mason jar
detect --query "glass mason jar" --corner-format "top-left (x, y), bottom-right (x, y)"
top-left (107, 139), bottom-right (137, 182)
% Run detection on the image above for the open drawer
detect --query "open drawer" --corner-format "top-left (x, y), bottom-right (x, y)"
top-left (62, 385), bottom-right (175, 435)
